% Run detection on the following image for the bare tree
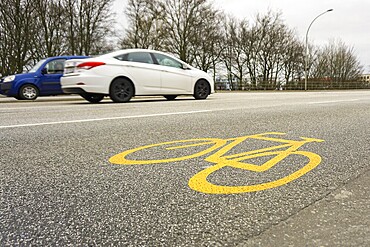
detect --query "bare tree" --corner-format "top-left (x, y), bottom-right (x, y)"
top-left (240, 18), bottom-right (262, 88)
top-left (121, 0), bottom-right (222, 72)
top-left (253, 11), bottom-right (287, 89)
top-left (312, 39), bottom-right (363, 84)
top-left (31, 0), bottom-right (68, 60)
top-left (220, 16), bottom-right (238, 89)
top-left (281, 38), bottom-right (304, 87)
top-left (161, 0), bottom-right (214, 64)
top-left (231, 20), bottom-right (250, 89)
top-left (189, 5), bottom-right (224, 74)
top-left (63, 0), bottom-right (116, 55)
top-left (0, 0), bottom-right (36, 75)
top-left (239, 11), bottom-right (304, 89)
top-left (121, 0), bottom-right (166, 50)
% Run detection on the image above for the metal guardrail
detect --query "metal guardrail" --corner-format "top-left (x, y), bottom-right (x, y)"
top-left (215, 81), bottom-right (370, 91)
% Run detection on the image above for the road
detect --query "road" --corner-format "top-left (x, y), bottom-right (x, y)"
top-left (1, 91), bottom-right (369, 246)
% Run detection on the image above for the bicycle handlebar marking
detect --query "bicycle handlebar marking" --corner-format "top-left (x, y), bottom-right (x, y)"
top-left (109, 132), bottom-right (324, 194)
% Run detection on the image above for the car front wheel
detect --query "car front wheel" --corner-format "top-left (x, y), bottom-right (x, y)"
top-left (193, 80), bottom-right (210, 100)
top-left (109, 78), bottom-right (134, 103)
top-left (18, 84), bottom-right (39, 100)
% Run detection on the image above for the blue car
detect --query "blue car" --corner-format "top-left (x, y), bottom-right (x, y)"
top-left (0, 56), bottom-right (88, 100)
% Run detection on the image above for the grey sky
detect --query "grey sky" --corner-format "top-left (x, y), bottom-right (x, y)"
top-left (114, 0), bottom-right (370, 73)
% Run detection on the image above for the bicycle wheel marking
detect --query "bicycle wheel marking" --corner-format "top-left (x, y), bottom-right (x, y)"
top-left (109, 132), bottom-right (324, 194)
top-left (109, 138), bottom-right (227, 165)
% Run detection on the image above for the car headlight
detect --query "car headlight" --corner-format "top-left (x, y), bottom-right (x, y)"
top-left (3, 75), bottom-right (15, 83)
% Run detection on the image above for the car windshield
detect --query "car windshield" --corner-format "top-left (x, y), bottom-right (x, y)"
top-left (28, 59), bottom-right (47, 73)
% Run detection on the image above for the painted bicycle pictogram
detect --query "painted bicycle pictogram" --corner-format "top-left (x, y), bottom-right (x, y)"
top-left (109, 132), bottom-right (324, 194)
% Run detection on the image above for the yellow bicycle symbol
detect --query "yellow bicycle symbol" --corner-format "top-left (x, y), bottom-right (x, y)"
top-left (109, 132), bottom-right (324, 194)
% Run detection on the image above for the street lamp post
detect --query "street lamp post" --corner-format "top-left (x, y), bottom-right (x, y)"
top-left (304, 9), bottom-right (333, 91)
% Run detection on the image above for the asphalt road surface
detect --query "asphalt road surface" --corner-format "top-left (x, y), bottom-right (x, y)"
top-left (1, 91), bottom-right (369, 246)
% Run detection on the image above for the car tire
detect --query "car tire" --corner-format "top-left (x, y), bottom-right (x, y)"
top-left (109, 78), bottom-right (134, 103)
top-left (18, 84), bottom-right (39, 100)
top-left (193, 80), bottom-right (210, 100)
top-left (82, 93), bottom-right (104, 103)
top-left (164, 95), bottom-right (177, 100)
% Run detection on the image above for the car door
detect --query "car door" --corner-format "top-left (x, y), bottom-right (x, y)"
top-left (117, 52), bottom-right (161, 95)
top-left (38, 59), bottom-right (66, 94)
top-left (151, 53), bottom-right (192, 94)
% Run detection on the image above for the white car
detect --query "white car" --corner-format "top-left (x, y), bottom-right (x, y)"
top-left (61, 49), bottom-right (214, 103)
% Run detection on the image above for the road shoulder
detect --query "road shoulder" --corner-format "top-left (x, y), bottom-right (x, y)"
top-left (242, 169), bottom-right (370, 246)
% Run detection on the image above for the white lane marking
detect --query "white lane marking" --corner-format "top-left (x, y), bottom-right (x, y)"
top-left (0, 110), bottom-right (212, 129)
top-left (0, 105), bottom-right (81, 111)
top-left (308, 99), bottom-right (360, 104)
top-left (0, 99), bottom-right (164, 111)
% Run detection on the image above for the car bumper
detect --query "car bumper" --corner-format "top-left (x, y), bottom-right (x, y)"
top-left (0, 82), bottom-right (13, 95)
top-left (62, 87), bottom-right (89, 95)
top-left (61, 75), bottom-right (110, 94)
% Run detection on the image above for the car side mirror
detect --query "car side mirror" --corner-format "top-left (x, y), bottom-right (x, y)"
top-left (41, 68), bottom-right (48, 74)
top-left (182, 64), bottom-right (191, 70)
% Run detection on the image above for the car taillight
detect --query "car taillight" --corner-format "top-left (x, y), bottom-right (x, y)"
top-left (77, 61), bottom-right (106, 70)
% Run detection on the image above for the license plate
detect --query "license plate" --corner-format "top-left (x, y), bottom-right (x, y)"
top-left (64, 67), bottom-right (75, 74)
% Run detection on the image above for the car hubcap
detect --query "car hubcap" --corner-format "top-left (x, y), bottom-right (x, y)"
top-left (23, 87), bottom-right (37, 99)
top-left (197, 82), bottom-right (208, 97)
top-left (114, 82), bottom-right (131, 100)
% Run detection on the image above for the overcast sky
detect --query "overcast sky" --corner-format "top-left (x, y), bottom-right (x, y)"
top-left (114, 0), bottom-right (370, 73)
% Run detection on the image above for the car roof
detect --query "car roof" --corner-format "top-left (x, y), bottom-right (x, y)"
top-left (98, 49), bottom-right (182, 62)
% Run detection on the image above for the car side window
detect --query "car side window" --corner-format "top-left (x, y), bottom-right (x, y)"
top-left (120, 52), bottom-right (154, 64)
top-left (152, 53), bottom-right (183, 69)
top-left (45, 59), bottom-right (66, 74)
top-left (114, 54), bottom-right (127, 61)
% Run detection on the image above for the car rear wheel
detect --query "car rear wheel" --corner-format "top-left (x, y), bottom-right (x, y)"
top-left (82, 93), bottom-right (104, 103)
top-left (164, 95), bottom-right (177, 100)
top-left (18, 84), bottom-right (39, 100)
top-left (193, 80), bottom-right (210, 100)
top-left (109, 78), bottom-right (134, 103)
